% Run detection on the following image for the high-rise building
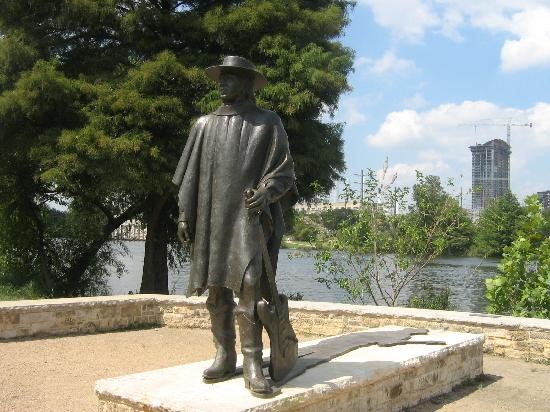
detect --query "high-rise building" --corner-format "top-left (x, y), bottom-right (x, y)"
top-left (538, 191), bottom-right (550, 210)
top-left (470, 139), bottom-right (511, 211)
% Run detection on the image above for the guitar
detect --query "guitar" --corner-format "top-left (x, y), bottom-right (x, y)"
top-left (254, 218), bottom-right (298, 382)
top-left (257, 292), bottom-right (298, 382)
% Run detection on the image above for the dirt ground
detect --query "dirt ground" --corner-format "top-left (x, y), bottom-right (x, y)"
top-left (1, 327), bottom-right (550, 412)
top-left (411, 356), bottom-right (550, 412)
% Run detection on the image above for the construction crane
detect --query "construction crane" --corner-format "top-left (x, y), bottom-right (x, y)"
top-left (461, 120), bottom-right (533, 146)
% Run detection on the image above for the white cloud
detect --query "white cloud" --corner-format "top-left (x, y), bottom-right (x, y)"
top-left (357, 51), bottom-right (417, 75)
top-left (359, 0), bottom-right (439, 43)
top-left (528, 102), bottom-right (550, 146)
top-left (366, 100), bottom-right (550, 200)
top-left (376, 160), bottom-right (451, 187)
top-left (339, 99), bottom-right (369, 125)
top-left (500, 8), bottom-right (550, 72)
top-left (438, 7), bottom-right (465, 42)
top-left (357, 0), bottom-right (550, 71)
top-left (332, 95), bottom-right (386, 126)
top-left (402, 92), bottom-right (428, 110)
top-left (365, 100), bottom-right (546, 149)
top-left (367, 110), bottom-right (423, 147)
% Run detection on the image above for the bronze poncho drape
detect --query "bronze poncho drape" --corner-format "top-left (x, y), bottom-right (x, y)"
top-left (172, 101), bottom-right (297, 296)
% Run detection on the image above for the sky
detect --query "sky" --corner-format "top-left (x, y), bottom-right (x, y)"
top-left (329, 0), bottom-right (550, 206)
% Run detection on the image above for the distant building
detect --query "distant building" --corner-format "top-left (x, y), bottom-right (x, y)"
top-left (112, 219), bottom-right (147, 241)
top-left (294, 201), bottom-right (360, 213)
top-left (470, 139), bottom-right (511, 211)
top-left (538, 191), bottom-right (550, 210)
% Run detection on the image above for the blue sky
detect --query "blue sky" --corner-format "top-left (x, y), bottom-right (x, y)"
top-left (330, 1), bottom-right (550, 206)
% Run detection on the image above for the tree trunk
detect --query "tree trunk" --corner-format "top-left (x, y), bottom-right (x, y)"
top-left (140, 192), bottom-right (172, 294)
top-left (64, 200), bottom-right (146, 297)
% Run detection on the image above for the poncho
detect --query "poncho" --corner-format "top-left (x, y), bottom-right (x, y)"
top-left (172, 101), bottom-right (297, 296)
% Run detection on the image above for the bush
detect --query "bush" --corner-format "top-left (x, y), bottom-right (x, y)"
top-left (0, 282), bottom-right (43, 301)
top-left (292, 216), bottom-right (319, 242)
top-left (486, 195), bottom-right (550, 318)
top-left (314, 169), bottom-right (469, 306)
top-left (408, 284), bottom-right (452, 310)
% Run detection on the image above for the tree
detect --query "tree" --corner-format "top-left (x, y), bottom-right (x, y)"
top-left (338, 180), bottom-right (356, 209)
top-left (314, 165), bottom-right (470, 306)
top-left (0, 1), bottom-right (353, 296)
top-left (0, 59), bottom-right (123, 296)
top-left (486, 195), bottom-right (550, 318)
top-left (471, 191), bottom-right (524, 257)
top-left (411, 174), bottom-right (474, 256)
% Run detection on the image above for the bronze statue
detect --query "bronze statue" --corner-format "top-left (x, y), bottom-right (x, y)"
top-left (172, 56), bottom-right (298, 397)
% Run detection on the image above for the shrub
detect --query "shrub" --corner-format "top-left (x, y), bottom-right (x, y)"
top-left (486, 195), bottom-right (550, 318)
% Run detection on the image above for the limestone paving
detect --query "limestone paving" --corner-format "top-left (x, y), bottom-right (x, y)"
top-left (95, 326), bottom-right (483, 412)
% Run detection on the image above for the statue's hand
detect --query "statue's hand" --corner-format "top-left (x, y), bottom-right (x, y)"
top-left (244, 187), bottom-right (269, 216)
top-left (177, 220), bottom-right (192, 243)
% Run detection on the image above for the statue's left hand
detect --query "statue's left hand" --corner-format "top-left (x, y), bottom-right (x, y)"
top-left (245, 187), bottom-right (269, 215)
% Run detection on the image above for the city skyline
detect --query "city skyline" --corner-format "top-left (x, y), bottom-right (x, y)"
top-left (330, 1), bottom-right (550, 204)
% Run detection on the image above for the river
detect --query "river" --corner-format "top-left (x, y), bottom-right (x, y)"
top-left (108, 242), bottom-right (499, 313)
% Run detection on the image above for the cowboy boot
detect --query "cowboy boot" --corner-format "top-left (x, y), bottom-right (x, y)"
top-left (236, 310), bottom-right (273, 397)
top-left (203, 300), bottom-right (237, 383)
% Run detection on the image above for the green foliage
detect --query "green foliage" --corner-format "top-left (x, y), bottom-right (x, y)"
top-left (408, 284), bottom-right (452, 310)
top-left (471, 192), bottom-right (524, 257)
top-left (292, 214), bottom-right (320, 242)
top-left (0, 32), bottom-right (38, 91)
top-left (486, 195), bottom-right (550, 318)
top-left (289, 208), bottom-right (355, 243)
top-left (542, 208), bottom-right (550, 239)
top-left (314, 163), bottom-right (471, 306)
top-left (411, 175), bottom-right (474, 256)
top-left (0, 282), bottom-right (44, 301)
top-left (318, 208), bottom-right (357, 232)
top-left (0, 0), bottom-right (353, 296)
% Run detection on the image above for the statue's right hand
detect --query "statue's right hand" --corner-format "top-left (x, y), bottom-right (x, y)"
top-left (177, 221), bottom-right (191, 243)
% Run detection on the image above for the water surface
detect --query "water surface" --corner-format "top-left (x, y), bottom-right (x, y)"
top-left (108, 242), bottom-right (498, 313)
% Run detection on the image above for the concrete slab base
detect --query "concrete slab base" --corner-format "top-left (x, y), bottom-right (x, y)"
top-left (95, 326), bottom-right (483, 412)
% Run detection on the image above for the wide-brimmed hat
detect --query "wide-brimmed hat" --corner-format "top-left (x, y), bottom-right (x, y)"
top-left (205, 56), bottom-right (268, 90)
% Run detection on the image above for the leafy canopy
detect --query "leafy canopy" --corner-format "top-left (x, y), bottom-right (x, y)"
top-left (0, 0), bottom-right (354, 296)
top-left (471, 191), bottom-right (524, 258)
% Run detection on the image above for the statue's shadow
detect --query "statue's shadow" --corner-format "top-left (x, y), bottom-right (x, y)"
top-left (274, 327), bottom-right (445, 387)
top-left (232, 328), bottom-right (446, 387)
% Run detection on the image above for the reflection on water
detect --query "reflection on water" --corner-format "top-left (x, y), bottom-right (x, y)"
top-left (108, 242), bottom-right (498, 313)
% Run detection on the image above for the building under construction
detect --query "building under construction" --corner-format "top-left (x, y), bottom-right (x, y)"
top-left (538, 191), bottom-right (550, 210)
top-left (470, 139), bottom-right (511, 211)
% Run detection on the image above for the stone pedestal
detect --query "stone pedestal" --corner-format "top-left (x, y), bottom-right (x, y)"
top-left (96, 326), bottom-right (483, 412)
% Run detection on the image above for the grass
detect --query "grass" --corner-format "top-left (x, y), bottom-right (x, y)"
top-left (0, 282), bottom-right (44, 301)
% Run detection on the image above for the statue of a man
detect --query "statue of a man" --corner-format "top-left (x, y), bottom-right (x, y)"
top-left (172, 56), bottom-right (297, 397)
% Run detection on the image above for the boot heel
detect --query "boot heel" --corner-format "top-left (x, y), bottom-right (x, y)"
top-left (243, 378), bottom-right (278, 398)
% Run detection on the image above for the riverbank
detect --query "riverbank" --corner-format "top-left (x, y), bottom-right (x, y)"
top-left (2, 326), bottom-right (549, 411)
top-left (281, 238), bottom-right (317, 250)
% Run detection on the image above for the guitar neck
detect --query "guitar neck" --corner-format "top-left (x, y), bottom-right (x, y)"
top-left (258, 227), bottom-right (283, 315)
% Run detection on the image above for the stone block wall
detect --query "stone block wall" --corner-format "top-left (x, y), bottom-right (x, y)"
top-left (0, 295), bottom-right (161, 339)
top-left (2, 294), bottom-right (550, 363)
top-left (160, 297), bottom-right (550, 363)
top-left (285, 301), bottom-right (550, 363)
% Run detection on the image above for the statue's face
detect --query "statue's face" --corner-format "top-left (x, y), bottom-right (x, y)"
top-left (219, 72), bottom-right (247, 103)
